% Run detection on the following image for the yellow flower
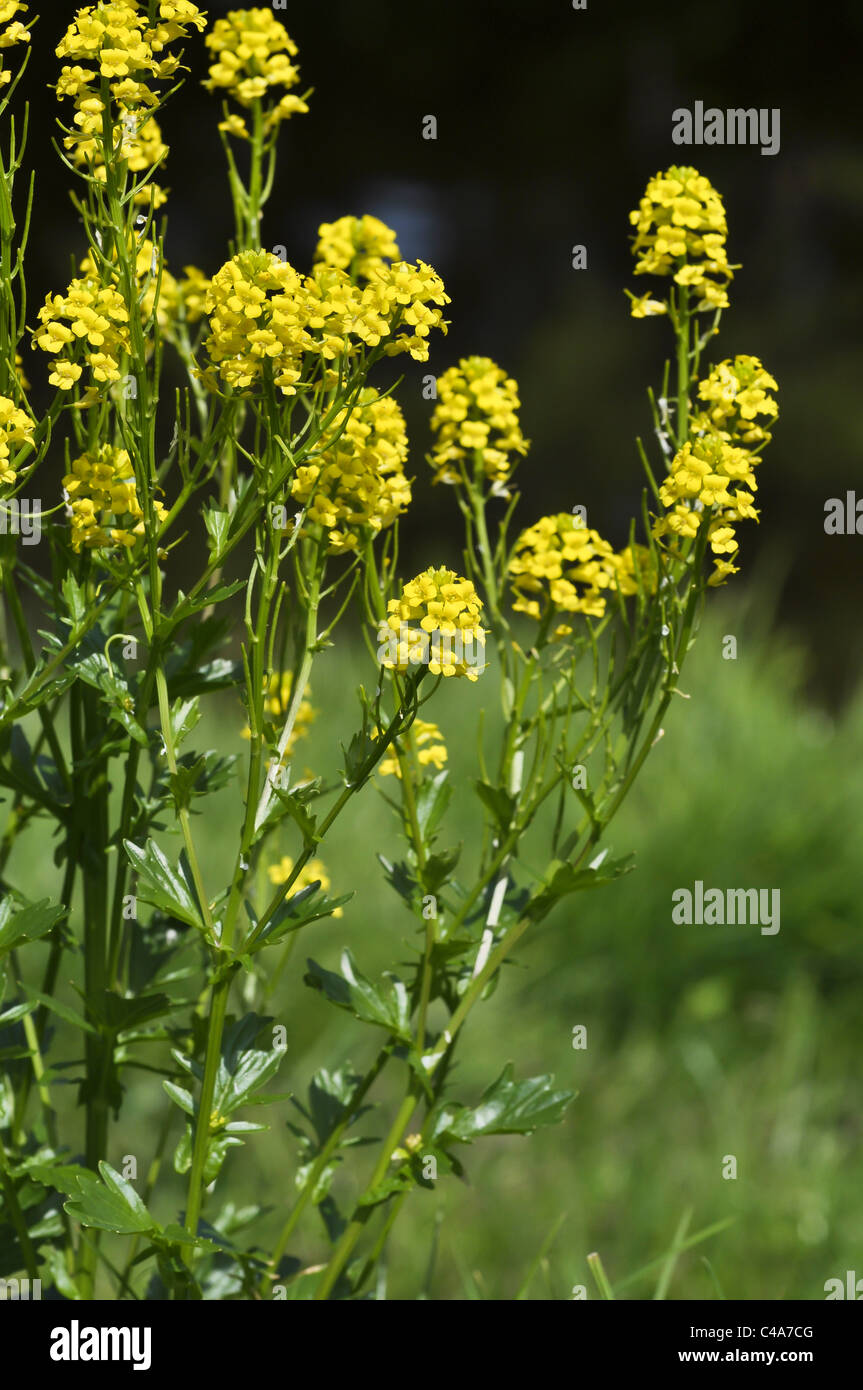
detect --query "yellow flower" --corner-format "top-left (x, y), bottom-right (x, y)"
top-left (379, 568), bottom-right (486, 680)
top-left (218, 112), bottom-right (249, 140)
top-left (203, 7), bottom-right (309, 132)
top-left (429, 356), bottom-right (529, 491)
top-left (61, 443), bottom-right (167, 551)
top-left (201, 250), bottom-right (313, 394)
top-left (652, 426), bottom-right (767, 585)
top-left (629, 166), bottom-right (734, 313)
top-left (290, 388), bottom-right (411, 553)
top-left (509, 513), bottom-right (632, 630)
top-left (377, 719), bottom-right (448, 778)
top-left (201, 250), bottom-right (449, 395)
top-left (627, 291), bottom-right (669, 319)
top-left (34, 275), bottom-right (130, 396)
top-left (0, 1), bottom-right (30, 88)
top-left (267, 855), bottom-right (341, 915)
top-left (0, 394), bottom-right (35, 487)
top-left (694, 355), bottom-right (778, 448)
top-left (314, 215), bottom-right (400, 280)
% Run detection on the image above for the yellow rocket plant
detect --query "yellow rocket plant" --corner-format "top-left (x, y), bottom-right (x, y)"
top-left (0, 7), bottom-right (776, 1302)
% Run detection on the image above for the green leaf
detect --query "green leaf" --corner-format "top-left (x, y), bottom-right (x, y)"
top-left (0, 897), bottom-right (65, 959)
top-left (432, 1064), bottom-right (574, 1142)
top-left (341, 728), bottom-right (378, 787)
top-left (169, 696), bottom-right (201, 750)
top-left (304, 950), bottom-right (411, 1041)
top-left (269, 784), bottom-right (319, 844)
top-left (0, 1000), bottom-right (36, 1026)
top-left (248, 885), bottom-right (353, 952)
top-left (123, 838), bottom-right (206, 930)
top-left (212, 1013), bottom-right (286, 1117)
top-left (475, 780), bottom-right (516, 831)
top-left (181, 579), bottom-right (246, 618)
top-left (27, 1161), bottom-right (94, 1196)
top-left (424, 845), bottom-right (461, 894)
top-left (290, 1065), bottom-right (368, 1150)
top-left (22, 988), bottom-right (97, 1035)
top-left (60, 573), bottom-right (87, 627)
top-left (163, 1080), bottom-right (195, 1116)
top-left (203, 506), bottom-right (231, 557)
top-left (64, 1162), bottom-right (159, 1235)
top-left (88, 989), bottom-right (173, 1033)
top-left (415, 770), bottom-right (451, 842)
top-left (527, 852), bottom-right (635, 922)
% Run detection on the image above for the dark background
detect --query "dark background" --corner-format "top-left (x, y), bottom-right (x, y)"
top-left (13, 0), bottom-right (863, 702)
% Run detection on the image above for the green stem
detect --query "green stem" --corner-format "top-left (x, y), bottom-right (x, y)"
top-left (676, 285), bottom-right (690, 448)
top-left (261, 1044), bottom-right (392, 1292)
top-left (315, 1091), bottom-right (418, 1300)
top-left (0, 1129), bottom-right (39, 1282)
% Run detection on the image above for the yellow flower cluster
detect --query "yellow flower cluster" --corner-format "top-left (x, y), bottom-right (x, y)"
top-left (378, 568), bottom-right (486, 680)
top-left (694, 355), bottom-right (778, 448)
top-left (314, 216), bottom-right (400, 280)
top-left (203, 7), bottom-right (309, 137)
top-left (290, 389), bottom-right (410, 553)
top-left (242, 673), bottom-right (315, 756)
top-left (54, 1), bottom-right (206, 207)
top-left (654, 356), bottom-right (777, 583)
top-left (0, 394), bottom-right (35, 487)
top-left (378, 719), bottom-right (447, 779)
top-left (429, 356), bottom-right (529, 490)
top-left (0, 1), bottom-right (31, 88)
top-left (267, 855), bottom-right (341, 914)
top-left (33, 275), bottom-right (130, 396)
top-left (201, 250), bottom-right (449, 396)
top-left (508, 514), bottom-right (647, 631)
top-left (62, 444), bottom-right (166, 551)
top-left (629, 166), bottom-right (733, 314)
top-left (654, 434), bottom-right (760, 585)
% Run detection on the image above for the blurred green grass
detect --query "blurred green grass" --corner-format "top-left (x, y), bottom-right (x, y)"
top-left (6, 585), bottom-right (863, 1299)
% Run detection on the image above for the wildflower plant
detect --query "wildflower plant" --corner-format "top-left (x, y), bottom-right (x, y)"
top-left (0, 6), bottom-right (778, 1302)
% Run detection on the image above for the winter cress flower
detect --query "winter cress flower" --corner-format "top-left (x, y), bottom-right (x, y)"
top-left (0, 396), bottom-right (35, 487)
top-left (200, 249), bottom-right (449, 396)
top-left (429, 356), bottom-right (529, 491)
top-left (54, 0), bottom-right (206, 207)
top-left (0, 1), bottom-right (31, 87)
top-left (33, 275), bottom-right (131, 398)
top-left (62, 443), bottom-right (166, 551)
top-left (694, 355), bottom-right (778, 448)
top-left (290, 388), bottom-right (411, 553)
top-left (508, 513), bottom-right (647, 632)
top-left (379, 568), bottom-right (486, 680)
top-left (203, 6), bottom-right (309, 139)
top-left (653, 358), bottom-right (777, 584)
top-left (628, 166), bottom-right (733, 315)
